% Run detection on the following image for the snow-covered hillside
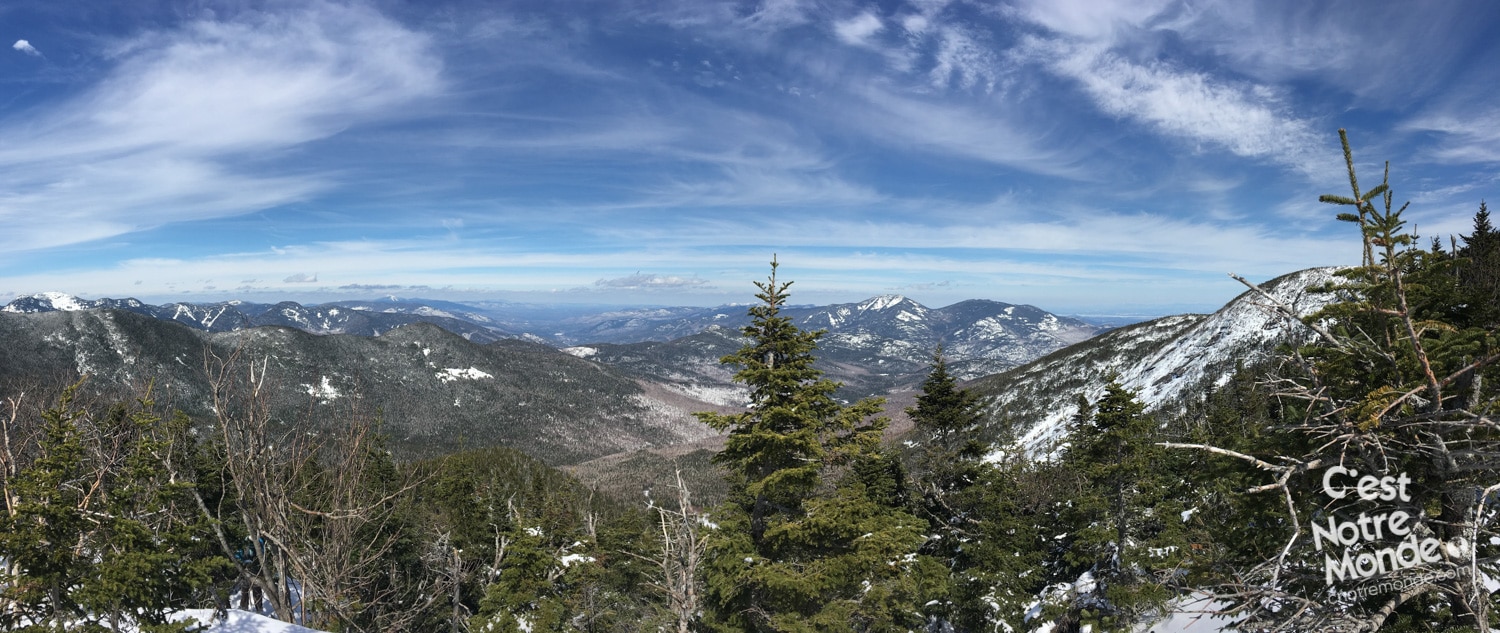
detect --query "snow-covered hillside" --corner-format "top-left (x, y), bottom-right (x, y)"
top-left (971, 267), bottom-right (1340, 456)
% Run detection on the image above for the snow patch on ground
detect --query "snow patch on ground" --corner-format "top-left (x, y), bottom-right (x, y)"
top-left (414, 306), bottom-right (456, 319)
top-left (663, 382), bottom-right (749, 407)
top-left (304, 376), bottom-right (341, 401)
top-left (563, 346), bottom-right (598, 358)
top-left (560, 553), bottom-right (596, 567)
top-left (437, 367), bottom-right (494, 382)
top-left (281, 308), bottom-right (309, 326)
top-left (1136, 593), bottom-right (1238, 632)
top-left (861, 294), bottom-right (907, 311)
top-left (169, 609), bottom-right (326, 633)
top-left (202, 306), bottom-right (229, 329)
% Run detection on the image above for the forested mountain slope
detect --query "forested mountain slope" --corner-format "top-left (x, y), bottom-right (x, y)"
top-left (3, 292), bottom-right (516, 342)
top-left (6, 291), bottom-right (1103, 403)
top-left (0, 309), bottom-right (716, 463)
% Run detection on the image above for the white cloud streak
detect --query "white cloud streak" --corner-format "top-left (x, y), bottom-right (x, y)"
top-left (595, 273), bottom-right (711, 289)
top-left (1010, 0), bottom-right (1173, 40)
top-left (12, 40), bottom-right (41, 56)
top-left (1402, 108), bottom-right (1500, 164)
top-left (848, 86), bottom-right (1089, 179)
top-left (1163, 1), bottom-right (1493, 105)
top-left (926, 22), bottom-right (1002, 92)
top-left (833, 12), bottom-right (883, 47)
top-left (1, 197), bottom-right (1352, 301)
top-left (0, 2), bottom-right (442, 252)
top-left (593, 212), bottom-right (1348, 277)
top-left (1024, 38), bottom-right (1327, 178)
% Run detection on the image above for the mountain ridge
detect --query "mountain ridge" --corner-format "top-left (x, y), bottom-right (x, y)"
top-left (5, 291), bottom-right (1106, 401)
top-left (3, 292), bottom-right (517, 342)
top-left (0, 308), bottom-right (722, 465)
top-left (967, 267), bottom-right (1341, 457)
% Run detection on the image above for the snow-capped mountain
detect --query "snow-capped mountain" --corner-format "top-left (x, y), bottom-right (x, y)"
top-left (2, 291), bottom-right (150, 314)
top-left (968, 267), bottom-right (1341, 456)
top-left (4, 292), bottom-right (1102, 399)
top-left (539, 294), bottom-right (1100, 355)
top-left (567, 295), bottom-right (1104, 401)
top-left (797, 295), bottom-right (1099, 379)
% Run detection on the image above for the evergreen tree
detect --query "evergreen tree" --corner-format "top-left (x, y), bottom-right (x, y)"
top-left (698, 258), bottom-right (881, 546)
top-left (1459, 200), bottom-right (1500, 327)
top-left (434, 445), bottom-right (656, 633)
top-left (0, 388), bottom-right (94, 631)
top-left (0, 387), bottom-right (223, 633)
top-left (79, 405), bottom-right (227, 633)
top-left (908, 347), bottom-right (987, 494)
top-left (1049, 380), bottom-right (1185, 632)
top-left (698, 258), bottom-right (943, 632)
top-left (1170, 130), bottom-right (1500, 631)
top-left (906, 349), bottom-right (1047, 631)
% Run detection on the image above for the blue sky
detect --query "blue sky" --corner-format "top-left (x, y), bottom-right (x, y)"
top-left (1, 0), bottom-right (1497, 315)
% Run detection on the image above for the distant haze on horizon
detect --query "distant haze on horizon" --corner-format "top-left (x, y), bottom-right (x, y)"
top-left (1, 0), bottom-right (1496, 314)
top-left (2, 288), bottom-right (1201, 322)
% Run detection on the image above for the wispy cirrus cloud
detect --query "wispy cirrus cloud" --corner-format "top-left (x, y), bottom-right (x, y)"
top-left (1009, 0), bottom-right (1173, 40)
top-left (1035, 40), bottom-right (1327, 177)
top-left (999, 0), bottom-right (1332, 182)
top-left (833, 12), bottom-right (883, 47)
top-left (1401, 106), bottom-right (1500, 164)
top-left (0, 1), bottom-right (442, 253)
top-left (2, 0), bottom-right (1491, 315)
top-left (926, 21), bottom-right (1005, 92)
top-left (847, 85), bottom-right (1091, 179)
top-left (595, 273), bottom-right (712, 290)
top-left (1162, 1), bottom-right (1497, 105)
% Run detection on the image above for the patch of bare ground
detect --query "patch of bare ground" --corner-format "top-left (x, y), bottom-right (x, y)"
top-left (567, 384), bottom-right (923, 507)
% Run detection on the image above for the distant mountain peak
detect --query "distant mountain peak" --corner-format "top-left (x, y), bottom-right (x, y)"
top-left (857, 294), bottom-right (912, 312)
top-left (4, 292), bottom-right (90, 313)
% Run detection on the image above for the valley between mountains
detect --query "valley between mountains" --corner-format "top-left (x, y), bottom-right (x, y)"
top-left (0, 270), bottom-right (1330, 500)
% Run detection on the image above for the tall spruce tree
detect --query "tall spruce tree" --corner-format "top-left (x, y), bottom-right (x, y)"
top-left (1459, 201), bottom-right (1500, 327)
top-left (907, 350), bottom-right (1046, 631)
top-left (79, 404), bottom-right (226, 633)
top-left (1049, 380), bottom-right (1185, 632)
top-left (697, 257), bottom-right (867, 547)
top-left (908, 348), bottom-right (986, 487)
top-left (698, 258), bottom-right (943, 632)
